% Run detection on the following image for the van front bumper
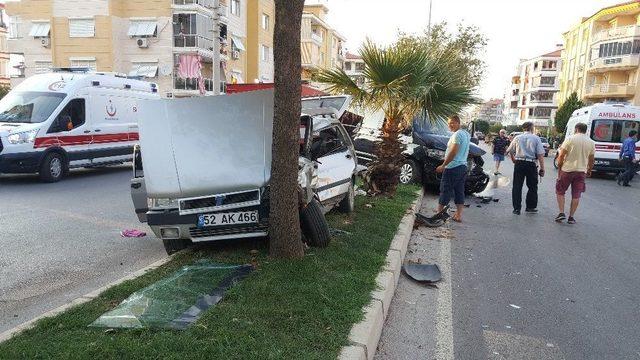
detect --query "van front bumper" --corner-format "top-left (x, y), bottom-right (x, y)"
top-left (146, 204), bottom-right (270, 242)
top-left (0, 151), bottom-right (44, 174)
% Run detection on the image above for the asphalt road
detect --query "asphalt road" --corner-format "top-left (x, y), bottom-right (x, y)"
top-left (0, 166), bottom-right (166, 333)
top-left (377, 149), bottom-right (640, 359)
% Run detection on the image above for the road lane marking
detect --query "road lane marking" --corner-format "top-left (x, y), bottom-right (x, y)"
top-left (435, 229), bottom-right (454, 360)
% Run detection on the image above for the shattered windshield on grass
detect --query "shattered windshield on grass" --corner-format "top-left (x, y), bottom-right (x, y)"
top-left (90, 261), bottom-right (253, 330)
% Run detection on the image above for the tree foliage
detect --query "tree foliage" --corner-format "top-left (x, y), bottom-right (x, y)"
top-left (555, 92), bottom-right (584, 134)
top-left (474, 120), bottom-right (490, 134)
top-left (397, 22), bottom-right (488, 89)
top-left (314, 40), bottom-right (479, 195)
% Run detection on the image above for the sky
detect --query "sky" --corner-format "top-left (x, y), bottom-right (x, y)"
top-left (324, 0), bottom-right (625, 101)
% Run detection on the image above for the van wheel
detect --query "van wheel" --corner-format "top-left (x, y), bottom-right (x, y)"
top-left (553, 153), bottom-right (559, 169)
top-left (39, 153), bottom-right (66, 183)
top-left (162, 238), bottom-right (191, 255)
top-left (338, 181), bottom-right (355, 213)
top-left (300, 199), bottom-right (331, 248)
top-left (399, 159), bottom-right (421, 184)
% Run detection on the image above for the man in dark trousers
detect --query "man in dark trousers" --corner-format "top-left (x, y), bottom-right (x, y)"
top-left (506, 122), bottom-right (546, 215)
top-left (618, 130), bottom-right (638, 187)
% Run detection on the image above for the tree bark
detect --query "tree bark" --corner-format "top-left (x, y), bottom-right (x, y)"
top-left (269, 0), bottom-right (305, 258)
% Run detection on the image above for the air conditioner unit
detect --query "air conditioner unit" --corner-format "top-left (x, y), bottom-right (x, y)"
top-left (137, 38), bottom-right (149, 48)
top-left (232, 50), bottom-right (240, 60)
top-left (40, 37), bottom-right (50, 48)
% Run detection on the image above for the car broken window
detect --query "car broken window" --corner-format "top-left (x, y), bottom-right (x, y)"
top-left (311, 126), bottom-right (346, 159)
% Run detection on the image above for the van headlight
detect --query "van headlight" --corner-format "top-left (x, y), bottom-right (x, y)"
top-left (7, 130), bottom-right (38, 144)
top-left (426, 148), bottom-right (446, 160)
top-left (149, 198), bottom-right (178, 209)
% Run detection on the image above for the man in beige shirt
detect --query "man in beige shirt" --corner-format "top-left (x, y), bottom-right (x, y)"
top-left (555, 122), bottom-right (595, 224)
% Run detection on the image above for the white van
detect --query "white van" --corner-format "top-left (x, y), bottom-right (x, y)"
top-left (564, 103), bottom-right (640, 173)
top-left (0, 71), bottom-right (159, 182)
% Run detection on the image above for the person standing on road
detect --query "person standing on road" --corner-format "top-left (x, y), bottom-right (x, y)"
top-left (617, 130), bottom-right (638, 187)
top-left (492, 129), bottom-right (509, 175)
top-left (507, 122), bottom-right (546, 215)
top-left (436, 115), bottom-right (471, 223)
top-left (554, 123), bottom-right (595, 224)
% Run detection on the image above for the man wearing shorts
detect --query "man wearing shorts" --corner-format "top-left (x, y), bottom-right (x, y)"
top-left (436, 115), bottom-right (470, 222)
top-left (555, 123), bottom-right (595, 224)
top-left (492, 129), bottom-right (509, 175)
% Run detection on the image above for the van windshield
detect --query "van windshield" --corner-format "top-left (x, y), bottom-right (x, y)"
top-left (591, 119), bottom-right (639, 143)
top-left (0, 91), bottom-right (66, 124)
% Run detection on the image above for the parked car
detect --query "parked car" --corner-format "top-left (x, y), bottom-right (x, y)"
top-left (131, 91), bottom-right (357, 255)
top-left (0, 70), bottom-right (159, 182)
top-left (353, 116), bottom-right (489, 194)
top-left (539, 136), bottom-right (550, 157)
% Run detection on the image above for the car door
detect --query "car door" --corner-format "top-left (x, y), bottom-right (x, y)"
top-left (313, 124), bottom-right (356, 203)
top-left (44, 97), bottom-right (92, 167)
top-left (130, 145), bottom-right (148, 222)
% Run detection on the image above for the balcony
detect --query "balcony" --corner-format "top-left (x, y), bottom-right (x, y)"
top-left (174, 34), bottom-right (215, 60)
top-left (592, 25), bottom-right (640, 43)
top-left (584, 83), bottom-right (636, 98)
top-left (588, 54), bottom-right (640, 73)
top-left (174, 75), bottom-right (214, 94)
top-left (173, 0), bottom-right (215, 9)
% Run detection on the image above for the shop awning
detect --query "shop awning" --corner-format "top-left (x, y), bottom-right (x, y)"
top-left (128, 20), bottom-right (157, 37)
top-left (129, 63), bottom-right (158, 78)
top-left (29, 22), bottom-right (50, 37)
top-left (231, 36), bottom-right (246, 51)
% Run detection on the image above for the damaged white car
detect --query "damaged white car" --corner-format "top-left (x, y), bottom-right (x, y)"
top-left (130, 91), bottom-right (357, 254)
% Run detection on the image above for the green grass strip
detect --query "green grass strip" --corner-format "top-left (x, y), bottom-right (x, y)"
top-left (0, 184), bottom-right (419, 360)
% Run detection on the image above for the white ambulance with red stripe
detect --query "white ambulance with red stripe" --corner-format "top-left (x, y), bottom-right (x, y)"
top-left (0, 70), bottom-right (159, 182)
top-left (564, 103), bottom-right (640, 173)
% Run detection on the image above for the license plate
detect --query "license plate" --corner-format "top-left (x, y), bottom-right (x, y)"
top-left (197, 210), bottom-right (258, 228)
top-left (595, 160), bottom-right (610, 165)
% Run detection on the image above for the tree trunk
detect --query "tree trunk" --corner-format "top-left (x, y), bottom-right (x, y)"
top-left (365, 117), bottom-right (404, 196)
top-left (269, 0), bottom-right (306, 259)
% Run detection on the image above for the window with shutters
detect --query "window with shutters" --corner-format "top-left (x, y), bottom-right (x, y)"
top-left (261, 45), bottom-right (270, 62)
top-left (69, 18), bottom-right (95, 38)
top-left (70, 58), bottom-right (97, 71)
top-left (35, 61), bottom-right (53, 74)
top-left (9, 16), bottom-right (21, 39)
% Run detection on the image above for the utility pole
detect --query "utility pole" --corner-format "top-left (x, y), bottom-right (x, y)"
top-left (427, 0), bottom-right (433, 34)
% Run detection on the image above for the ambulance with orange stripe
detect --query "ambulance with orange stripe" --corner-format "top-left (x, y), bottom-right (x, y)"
top-left (0, 70), bottom-right (159, 182)
top-left (562, 103), bottom-right (640, 174)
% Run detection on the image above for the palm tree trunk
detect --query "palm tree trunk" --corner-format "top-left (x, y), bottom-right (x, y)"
top-left (367, 117), bottom-right (405, 195)
top-left (269, 0), bottom-right (305, 259)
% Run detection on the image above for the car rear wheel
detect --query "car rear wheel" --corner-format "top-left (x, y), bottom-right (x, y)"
top-left (399, 159), bottom-right (421, 185)
top-left (337, 181), bottom-right (355, 213)
top-left (300, 199), bottom-right (331, 248)
top-left (39, 152), bottom-right (66, 183)
top-left (162, 238), bottom-right (191, 255)
top-left (553, 153), bottom-right (559, 169)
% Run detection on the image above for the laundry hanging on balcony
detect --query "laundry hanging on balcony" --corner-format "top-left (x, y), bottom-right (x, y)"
top-left (177, 54), bottom-right (206, 95)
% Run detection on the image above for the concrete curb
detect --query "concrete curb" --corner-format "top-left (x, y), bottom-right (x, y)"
top-left (338, 189), bottom-right (424, 360)
top-left (0, 254), bottom-right (174, 344)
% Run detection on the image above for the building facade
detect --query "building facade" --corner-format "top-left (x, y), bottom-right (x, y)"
top-left (560, 1), bottom-right (640, 106)
top-left (476, 99), bottom-right (504, 124)
top-left (505, 49), bottom-right (562, 131)
top-left (5, 0), bottom-right (277, 96)
top-left (343, 52), bottom-right (364, 86)
top-left (300, 0), bottom-right (345, 83)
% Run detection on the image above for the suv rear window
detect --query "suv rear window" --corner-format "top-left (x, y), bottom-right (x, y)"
top-left (591, 119), bottom-right (640, 143)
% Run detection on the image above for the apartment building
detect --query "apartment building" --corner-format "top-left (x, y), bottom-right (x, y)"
top-left (343, 52), bottom-right (364, 86)
top-left (300, 0), bottom-right (345, 82)
top-left (505, 49), bottom-right (562, 131)
top-left (0, 3), bottom-right (9, 87)
top-left (502, 70), bottom-right (522, 126)
top-left (5, 0), bottom-right (276, 96)
top-left (560, 1), bottom-right (640, 106)
top-left (476, 99), bottom-right (504, 124)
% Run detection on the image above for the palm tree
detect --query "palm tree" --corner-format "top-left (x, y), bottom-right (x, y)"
top-left (314, 41), bottom-right (477, 195)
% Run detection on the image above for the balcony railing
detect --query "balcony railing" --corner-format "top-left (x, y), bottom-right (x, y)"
top-left (310, 32), bottom-right (323, 44)
top-left (173, 0), bottom-right (214, 8)
top-left (585, 83), bottom-right (636, 98)
top-left (174, 34), bottom-right (213, 51)
top-left (592, 25), bottom-right (640, 43)
top-left (174, 75), bottom-right (214, 92)
top-left (588, 54), bottom-right (640, 72)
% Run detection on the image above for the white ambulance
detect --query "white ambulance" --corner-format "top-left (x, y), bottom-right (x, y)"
top-left (564, 103), bottom-right (640, 173)
top-left (0, 70), bottom-right (159, 182)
